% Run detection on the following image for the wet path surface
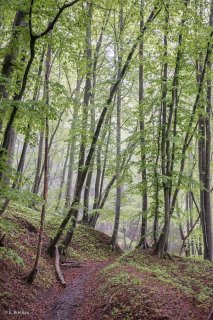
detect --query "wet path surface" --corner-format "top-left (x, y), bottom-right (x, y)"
top-left (45, 261), bottom-right (107, 320)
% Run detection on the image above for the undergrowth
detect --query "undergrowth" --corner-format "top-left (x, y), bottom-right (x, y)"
top-left (98, 249), bottom-right (213, 320)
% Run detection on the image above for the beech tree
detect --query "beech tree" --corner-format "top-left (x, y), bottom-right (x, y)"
top-left (0, 0), bottom-right (213, 263)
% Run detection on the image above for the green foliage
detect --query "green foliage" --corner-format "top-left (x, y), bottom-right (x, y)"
top-left (0, 247), bottom-right (24, 266)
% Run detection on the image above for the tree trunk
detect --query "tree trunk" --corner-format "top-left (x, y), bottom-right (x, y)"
top-left (137, 0), bottom-right (148, 249)
top-left (0, 10), bottom-right (26, 102)
top-left (110, 6), bottom-right (123, 250)
top-left (55, 143), bottom-right (71, 211)
top-left (155, 8), bottom-right (170, 257)
top-left (64, 108), bottom-right (78, 208)
top-left (88, 124), bottom-right (111, 227)
top-left (32, 132), bottom-right (44, 195)
top-left (24, 44), bottom-right (51, 283)
top-left (197, 0), bottom-right (213, 262)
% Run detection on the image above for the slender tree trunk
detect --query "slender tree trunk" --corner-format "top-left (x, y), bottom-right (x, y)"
top-left (64, 108), bottom-right (78, 208)
top-left (155, 9), bottom-right (170, 257)
top-left (137, 0), bottom-right (148, 249)
top-left (110, 6), bottom-right (123, 249)
top-left (203, 57), bottom-right (213, 261)
top-left (13, 129), bottom-right (29, 189)
top-left (197, 0), bottom-right (213, 262)
top-left (88, 123), bottom-right (111, 227)
top-left (32, 132), bottom-right (44, 195)
top-left (15, 46), bottom-right (46, 191)
top-left (155, 1), bottom-right (189, 256)
top-left (55, 143), bottom-right (71, 211)
top-left (24, 44), bottom-right (51, 283)
top-left (25, 115), bottom-right (49, 283)
top-left (81, 4), bottom-right (95, 223)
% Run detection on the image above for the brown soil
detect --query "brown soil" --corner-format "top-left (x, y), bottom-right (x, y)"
top-left (1, 253), bottom-right (213, 320)
top-left (45, 261), bottom-right (111, 320)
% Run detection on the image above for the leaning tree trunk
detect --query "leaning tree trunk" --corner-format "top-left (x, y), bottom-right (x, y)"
top-left (82, 10), bottom-right (110, 225)
top-left (88, 122), bottom-right (111, 227)
top-left (63, 76), bottom-right (82, 209)
top-left (25, 116), bottom-right (49, 283)
top-left (0, 48), bottom-right (45, 215)
top-left (24, 44), bottom-right (51, 283)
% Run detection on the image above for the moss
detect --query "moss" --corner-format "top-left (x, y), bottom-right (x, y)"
top-left (0, 247), bottom-right (24, 266)
top-left (0, 218), bottom-right (20, 234)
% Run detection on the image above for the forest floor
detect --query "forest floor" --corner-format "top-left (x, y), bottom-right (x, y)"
top-left (0, 203), bottom-right (213, 320)
top-left (43, 250), bottom-right (213, 320)
top-left (0, 203), bottom-right (120, 320)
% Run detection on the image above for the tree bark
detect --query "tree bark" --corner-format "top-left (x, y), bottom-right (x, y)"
top-left (32, 132), bottom-right (44, 195)
top-left (24, 44), bottom-right (51, 283)
top-left (137, 0), bottom-right (148, 249)
top-left (110, 6), bottom-right (123, 249)
top-left (0, 10), bottom-right (26, 102)
top-left (155, 7), bottom-right (170, 257)
top-left (55, 143), bottom-right (71, 211)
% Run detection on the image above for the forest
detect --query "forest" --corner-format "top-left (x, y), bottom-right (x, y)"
top-left (0, 0), bottom-right (213, 319)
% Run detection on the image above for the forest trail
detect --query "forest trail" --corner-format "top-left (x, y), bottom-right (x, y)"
top-left (42, 253), bottom-right (213, 320)
top-left (0, 209), bottom-right (212, 320)
top-left (44, 260), bottom-right (110, 320)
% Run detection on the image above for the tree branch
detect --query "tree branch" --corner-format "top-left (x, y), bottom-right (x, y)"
top-left (34, 0), bottom-right (81, 39)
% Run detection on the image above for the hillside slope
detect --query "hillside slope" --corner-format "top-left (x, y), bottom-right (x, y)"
top-left (0, 204), bottom-right (121, 319)
top-left (85, 249), bottom-right (213, 320)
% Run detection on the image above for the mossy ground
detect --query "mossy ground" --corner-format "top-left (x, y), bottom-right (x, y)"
top-left (93, 249), bottom-right (213, 320)
top-left (0, 203), bottom-right (121, 319)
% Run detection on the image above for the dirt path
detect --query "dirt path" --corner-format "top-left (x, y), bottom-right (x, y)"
top-left (44, 261), bottom-right (109, 320)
